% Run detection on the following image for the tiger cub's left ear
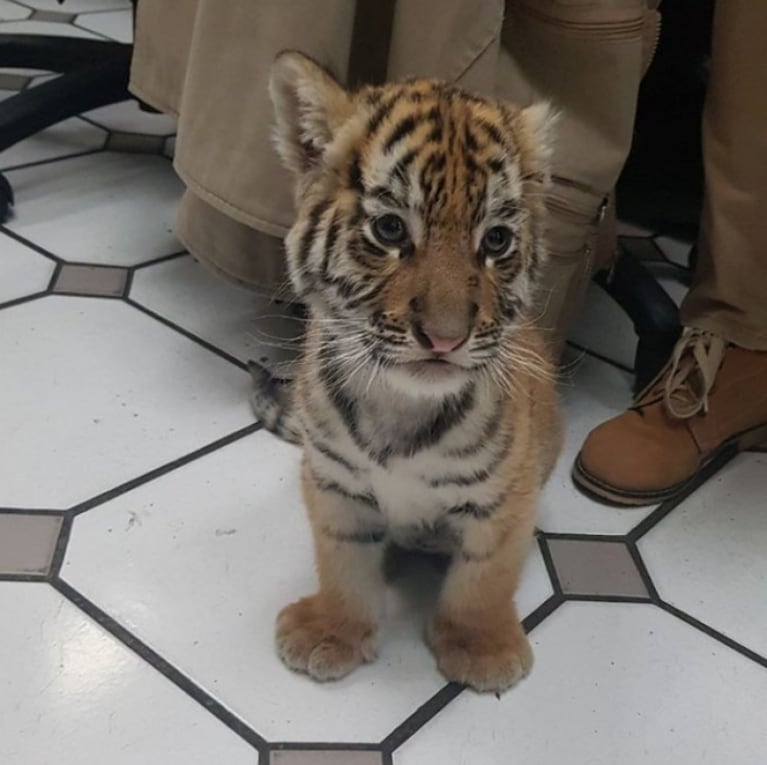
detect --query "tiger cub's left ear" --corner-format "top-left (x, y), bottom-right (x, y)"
top-left (269, 51), bottom-right (354, 177)
top-left (516, 101), bottom-right (559, 176)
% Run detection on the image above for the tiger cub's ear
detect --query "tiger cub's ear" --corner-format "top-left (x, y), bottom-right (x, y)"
top-left (269, 51), bottom-right (353, 177)
top-left (514, 101), bottom-right (560, 177)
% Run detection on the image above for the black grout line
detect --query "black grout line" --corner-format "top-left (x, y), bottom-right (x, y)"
top-left (125, 297), bottom-right (249, 371)
top-left (379, 683), bottom-right (464, 754)
top-left (0, 225), bottom-right (62, 263)
top-left (0, 572), bottom-right (48, 583)
top-left (381, 750), bottom-right (394, 765)
top-left (0, 147), bottom-right (105, 175)
top-left (563, 594), bottom-right (653, 604)
top-left (69, 422), bottom-right (261, 516)
top-left (625, 542), bottom-right (661, 602)
top-left (52, 260), bottom-right (128, 270)
top-left (130, 249), bottom-right (189, 271)
top-left (536, 535), bottom-right (563, 598)
top-left (122, 268), bottom-right (134, 297)
top-left (627, 444), bottom-right (739, 543)
top-left (0, 507), bottom-right (63, 516)
top-left (565, 340), bottom-right (635, 376)
top-left (658, 601), bottom-right (767, 671)
top-left (541, 531), bottom-right (628, 544)
top-left (260, 750), bottom-right (270, 765)
top-left (521, 593), bottom-right (562, 633)
top-left (51, 578), bottom-right (269, 752)
top-left (48, 290), bottom-right (122, 300)
top-left (49, 513), bottom-right (73, 579)
top-left (46, 260), bottom-right (63, 291)
top-left (0, 290), bottom-right (48, 312)
top-left (270, 743), bottom-right (382, 752)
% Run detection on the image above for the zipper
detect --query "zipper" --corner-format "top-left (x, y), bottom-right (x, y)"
top-left (513, 1), bottom-right (645, 41)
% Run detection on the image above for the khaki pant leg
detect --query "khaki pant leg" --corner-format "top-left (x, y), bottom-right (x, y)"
top-left (497, 1), bottom-right (656, 350)
top-left (680, 0), bottom-right (767, 351)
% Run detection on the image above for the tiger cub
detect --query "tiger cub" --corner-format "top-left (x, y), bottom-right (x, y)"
top-left (256, 51), bottom-right (562, 694)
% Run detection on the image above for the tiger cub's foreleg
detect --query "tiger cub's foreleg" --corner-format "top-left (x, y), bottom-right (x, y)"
top-left (276, 459), bottom-right (387, 681)
top-left (428, 493), bottom-right (536, 694)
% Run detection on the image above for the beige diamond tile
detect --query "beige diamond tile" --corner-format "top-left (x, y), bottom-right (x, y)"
top-left (0, 513), bottom-right (62, 575)
top-left (547, 538), bottom-right (648, 598)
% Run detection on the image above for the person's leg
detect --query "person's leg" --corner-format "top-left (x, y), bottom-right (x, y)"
top-left (573, 0), bottom-right (767, 506)
top-left (496, 0), bottom-right (660, 352)
top-left (680, 0), bottom-right (767, 350)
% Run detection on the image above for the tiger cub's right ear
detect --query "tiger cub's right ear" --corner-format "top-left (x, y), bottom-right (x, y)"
top-left (269, 51), bottom-right (353, 177)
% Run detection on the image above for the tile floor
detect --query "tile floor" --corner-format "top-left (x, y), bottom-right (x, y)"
top-left (1, 3), bottom-right (766, 764)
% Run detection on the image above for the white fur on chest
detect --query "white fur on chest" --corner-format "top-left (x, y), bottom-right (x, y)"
top-left (368, 456), bottom-right (446, 527)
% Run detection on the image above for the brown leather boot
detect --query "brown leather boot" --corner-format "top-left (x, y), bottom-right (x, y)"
top-left (573, 328), bottom-right (767, 506)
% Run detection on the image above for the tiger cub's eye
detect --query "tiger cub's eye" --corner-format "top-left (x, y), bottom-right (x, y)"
top-left (482, 226), bottom-right (513, 255)
top-left (372, 214), bottom-right (408, 245)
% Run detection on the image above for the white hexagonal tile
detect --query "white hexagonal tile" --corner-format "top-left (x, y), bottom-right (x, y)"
top-left (0, 296), bottom-right (252, 508)
top-left (538, 352), bottom-right (656, 536)
top-left (396, 602), bottom-right (767, 765)
top-left (0, 232), bottom-right (55, 304)
top-left (62, 432), bottom-right (553, 743)
top-left (16, 0), bottom-right (130, 12)
top-left (131, 256), bottom-right (301, 375)
top-left (75, 7), bottom-right (132, 42)
top-left (0, 117), bottom-right (105, 171)
top-left (656, 235), bottom-right (694, 268)
top-left (5, 152), bottom-right (183, 265)
top-left (0, 583), bottom-right (257, 765)
top-left (0, 19), bottom-right (99, 37)
top-left (639, 453), bottom-right (767, 657)
top-left (0, 0), bottom-right (31, 21)
top-left (83, 100), bottom-right (176, 137)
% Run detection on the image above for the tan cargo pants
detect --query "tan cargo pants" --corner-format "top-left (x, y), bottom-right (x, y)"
top-left (680, 0), bottom-right (767, 351)
top-left (130, 0), bottom-right (657, 345)
top-left (129, 0), bottom-right (767, 353)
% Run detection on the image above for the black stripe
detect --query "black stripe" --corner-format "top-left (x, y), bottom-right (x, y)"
top-left (464, 124), bottom-right (479, 152)
top-left (367, 93), bottom-right (399, 138)
top-left (318, 357), bottom-right (364, 447)
top-left (387, 147), bottom-right (418, 185)
top-left (312, 471), bottom-right (379, 510)
top-left (348, 152), bottom-right (364, 193)
top-left (353, 237), bottom-right (389, 263)
top-left (383, 114), bottom-right (421, 153)
top-left (431, 430), bottom-right (513, 487)
top-left (310, 438), bottom-right (360, 474)
top-left (366, 186), bottom-right (403, 207)
top-left (320, 210), bottom-right (341, 277)
top-left (419, 151), bottom-right (446, 190)
top-left (448, 494), bottom-right (506, 520)
top-left (298, 200), bottom-right (332, 267)
top-left (488, 157), bottom-right (504, 174)
top-left (346, 280), bottom-right (386, 309)
top-left (398, 384), bottom-right (476, 458)
top-left (476, 119), bottom-right (506, 148)
top-left (321, 527), bottom-right (386, 544)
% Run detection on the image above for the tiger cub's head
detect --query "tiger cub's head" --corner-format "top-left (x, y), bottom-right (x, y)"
top-left (270, 51), bottom-right (555, 397)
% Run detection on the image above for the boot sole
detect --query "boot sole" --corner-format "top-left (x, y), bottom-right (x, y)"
top-left (572, 421), bottom-right (767, 508)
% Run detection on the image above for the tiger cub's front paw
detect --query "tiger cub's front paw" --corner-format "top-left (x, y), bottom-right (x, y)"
top-left (276, 595), bottom-right (379, 681)
top-left (428, 613), bottom-right (533, 694)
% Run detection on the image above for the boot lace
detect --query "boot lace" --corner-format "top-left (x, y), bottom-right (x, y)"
top-left (663, 327), bottom-right (726, 419)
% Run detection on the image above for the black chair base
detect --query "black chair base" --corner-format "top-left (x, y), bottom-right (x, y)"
top-left (0, 34), bottom-right (133, 222)
top-left (594, 247), bottom-right (682, 392)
